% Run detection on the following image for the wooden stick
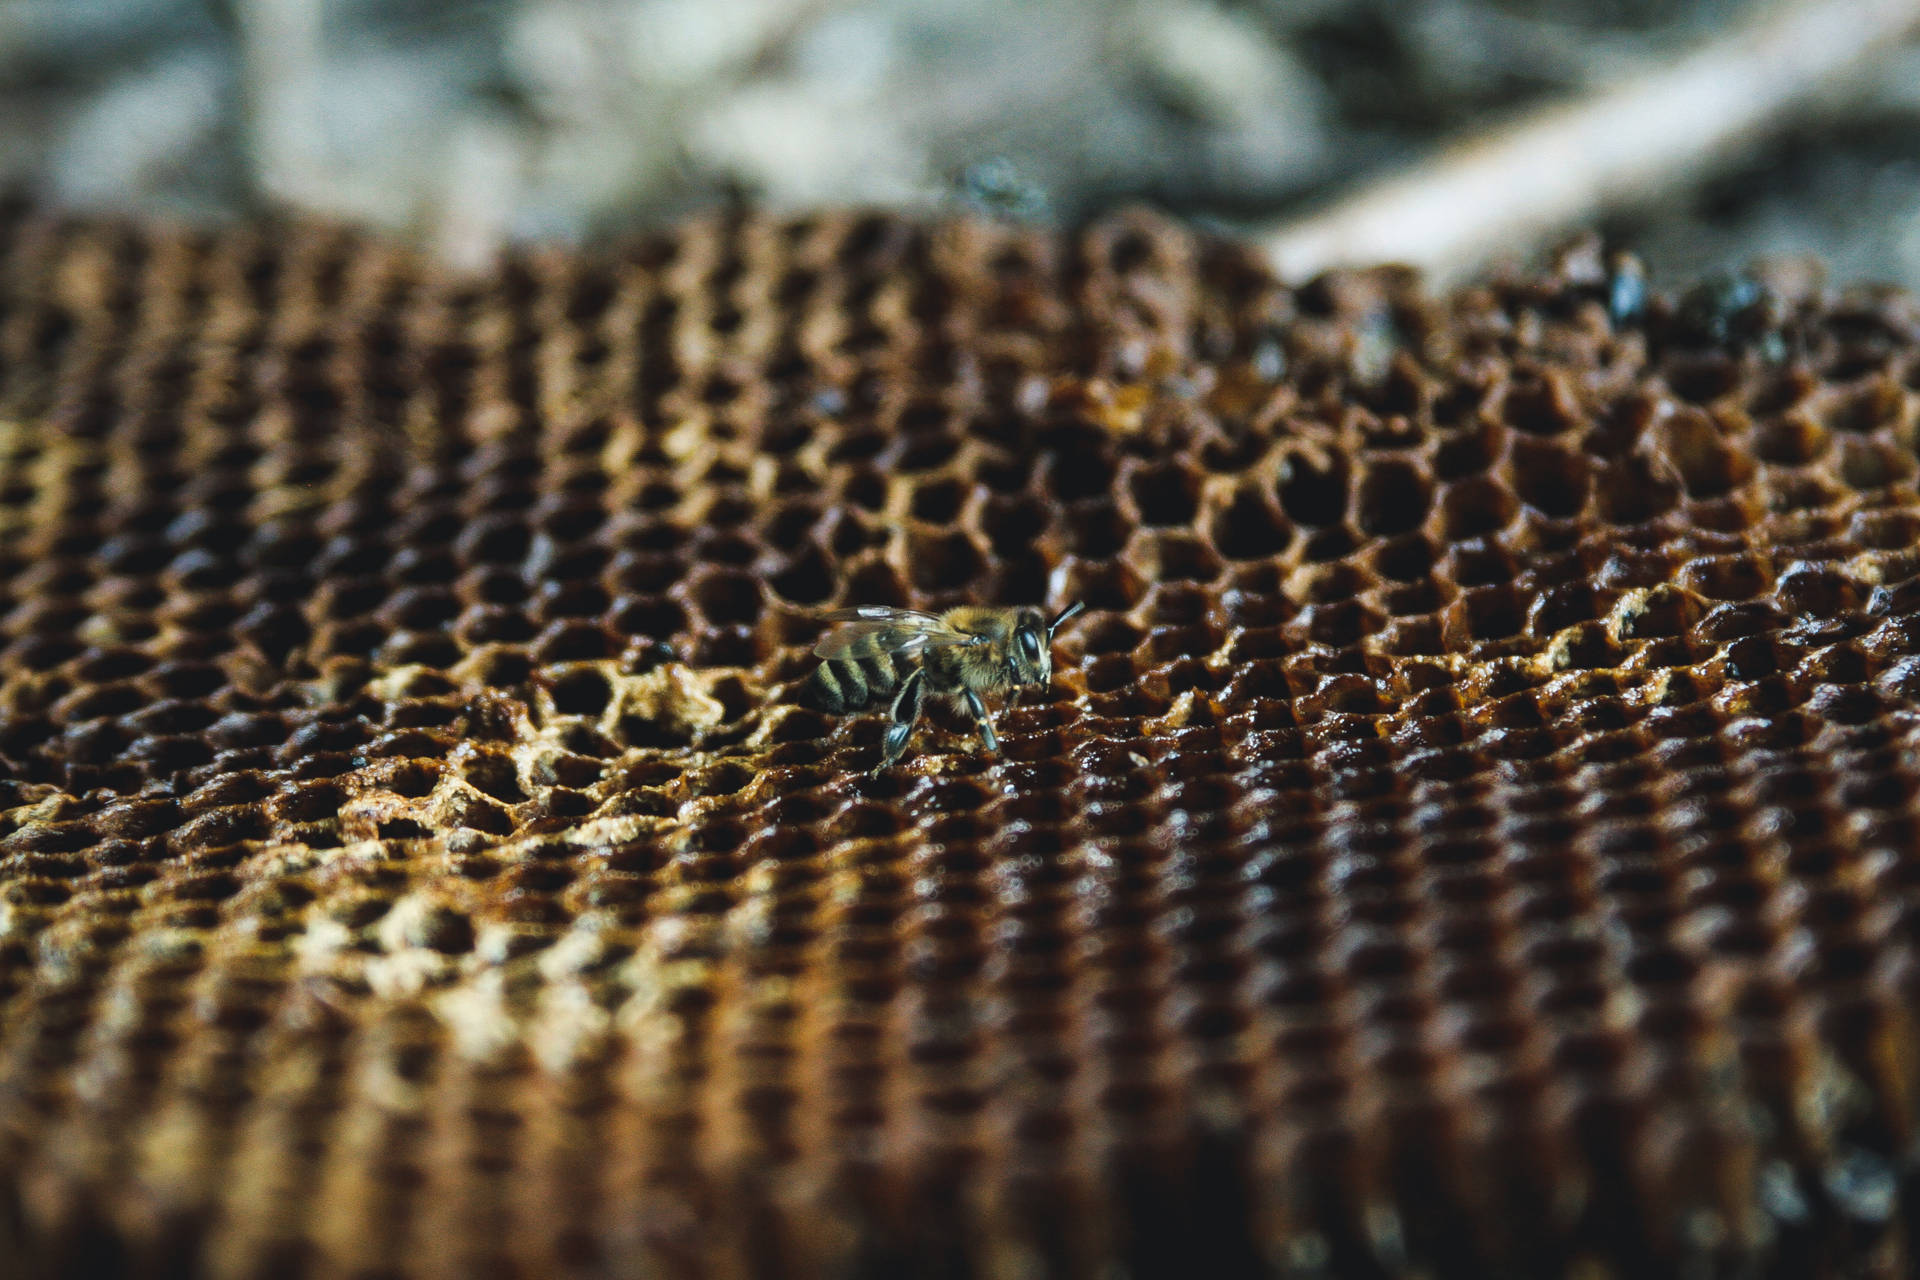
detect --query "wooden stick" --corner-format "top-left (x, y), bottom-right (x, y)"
top-left (1260, 0), bottom-right (1920, 285)
top-left (234, 0), bottom-right (327, 210)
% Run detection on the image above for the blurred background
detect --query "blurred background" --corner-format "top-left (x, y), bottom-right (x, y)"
top-left (3, 0), bottom-right (1920, 286)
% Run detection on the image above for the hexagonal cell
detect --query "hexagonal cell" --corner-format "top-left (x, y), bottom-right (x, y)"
top-left (1435, 474), bottom-right (1520, 542)
top-left (1354, 458), bottom-right (1431, 537)
top-left (905, 529), bottom-right (986, 594)
top-left (1275, 447), bottom-right (1348, 526)
top-left (1506, 437), bottom-right (1591, 519)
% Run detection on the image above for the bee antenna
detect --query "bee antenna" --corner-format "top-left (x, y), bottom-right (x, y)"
top-left (1047, 602), bottom-right (1085, 636)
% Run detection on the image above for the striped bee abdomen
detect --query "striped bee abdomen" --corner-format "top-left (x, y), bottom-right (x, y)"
top-left (805, 653), bottom-right (905, 713)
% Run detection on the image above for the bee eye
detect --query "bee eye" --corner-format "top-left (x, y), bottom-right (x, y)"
top-left (1019, 631), bottom-right (1041, 661)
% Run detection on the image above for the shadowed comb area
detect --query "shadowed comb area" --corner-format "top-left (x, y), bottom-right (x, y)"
top-left (1, 206), bottom-right (1920, 1280)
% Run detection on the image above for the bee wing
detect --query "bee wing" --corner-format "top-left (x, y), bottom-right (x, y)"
top-left (813, 607), bottom-right (981, 660)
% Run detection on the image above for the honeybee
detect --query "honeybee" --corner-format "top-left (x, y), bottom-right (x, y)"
top-left (807, 602), bottom-right (1085, 772)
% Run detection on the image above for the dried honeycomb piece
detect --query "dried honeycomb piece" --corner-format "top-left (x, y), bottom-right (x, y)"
top-left (2, 207), bottom-right (1920, 1278)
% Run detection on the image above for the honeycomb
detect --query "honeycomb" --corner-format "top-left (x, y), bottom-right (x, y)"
top-left (2, 203), bottom-right (1920, 1280)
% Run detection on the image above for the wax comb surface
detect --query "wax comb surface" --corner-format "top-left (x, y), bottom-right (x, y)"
top-left (1, 209), bottom-right (1919, 1279)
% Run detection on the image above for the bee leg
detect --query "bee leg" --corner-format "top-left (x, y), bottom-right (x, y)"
top-left (875, 667), bottom-right (925, 774)
top-left (963, 688), bottom-right (1000, 755)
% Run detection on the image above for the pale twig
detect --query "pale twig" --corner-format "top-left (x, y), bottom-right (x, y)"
top-left (1260, 0), bottom-right (1920, 286)
top-left (233, 0), bottom-right (327, 211)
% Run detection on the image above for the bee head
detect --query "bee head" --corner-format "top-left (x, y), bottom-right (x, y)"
top-left (1007, 602), bottom-right (1083, 688)
top-left (1007, 609), bottom-right (1050, 686)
